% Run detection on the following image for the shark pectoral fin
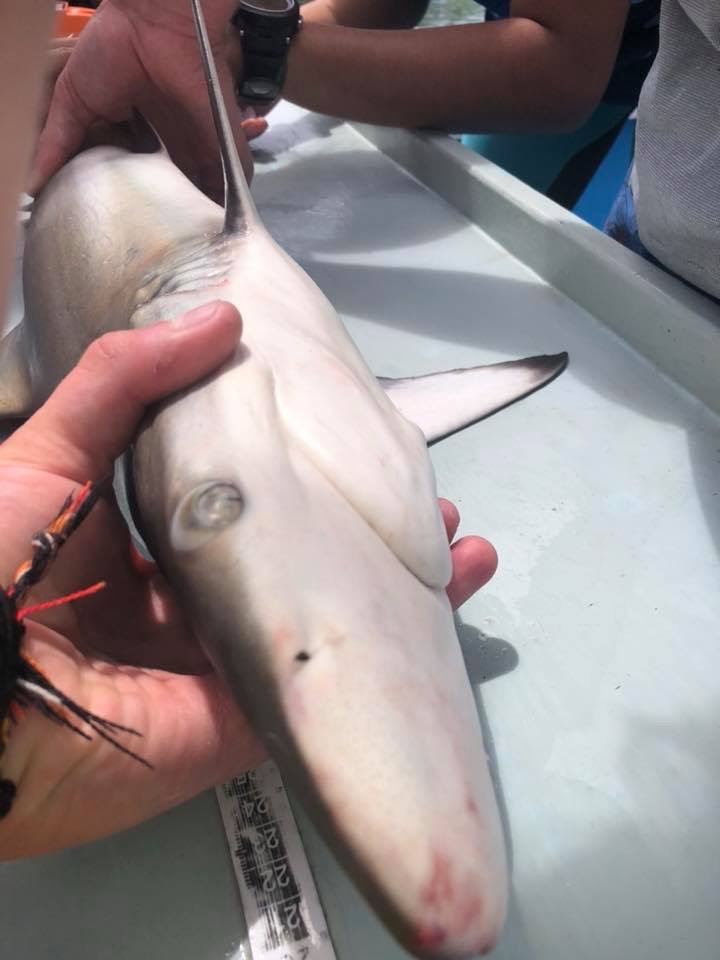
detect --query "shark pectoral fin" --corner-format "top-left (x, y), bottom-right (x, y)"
top-left (380, 352), bottom-right (568, 444)
top-left (0, 323), bottom-right (34, 420)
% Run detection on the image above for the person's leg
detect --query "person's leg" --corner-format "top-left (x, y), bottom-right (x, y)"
top-left (603, 165), bottom-right (650, 257)
top-left (604, 168), bottom-right (720, 307)
top-left (461, 101), bottom-right (631, 194)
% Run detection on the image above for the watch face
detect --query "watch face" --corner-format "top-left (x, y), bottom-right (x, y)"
top-left (238, 0), bottom-right (295, 16)
top-left (244, 77), bottom-right (280, 100)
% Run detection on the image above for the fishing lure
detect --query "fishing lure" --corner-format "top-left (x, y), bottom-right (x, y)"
top-left (0, 481), bottom-right (151, 819)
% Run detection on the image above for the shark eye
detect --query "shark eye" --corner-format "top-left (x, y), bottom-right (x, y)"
top-left (170, 481), bottom-right (244, 551)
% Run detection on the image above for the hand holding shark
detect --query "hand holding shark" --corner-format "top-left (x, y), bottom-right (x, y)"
top-left (0, 302), bottom-right (497, 861)
top-left (31, 0), bottom-right (264, 200)
top-left (0, 1), bottom-right (568, 951)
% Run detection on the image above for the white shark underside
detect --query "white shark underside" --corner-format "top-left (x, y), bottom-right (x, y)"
top-left (0, 4), bottom-right (567, 956)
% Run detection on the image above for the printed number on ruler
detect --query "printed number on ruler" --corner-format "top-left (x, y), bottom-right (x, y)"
top-left (216, 760), bottom-right (337, 960)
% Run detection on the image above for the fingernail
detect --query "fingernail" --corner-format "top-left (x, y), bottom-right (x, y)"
top-left (170, 301), bottom-right (221, 329)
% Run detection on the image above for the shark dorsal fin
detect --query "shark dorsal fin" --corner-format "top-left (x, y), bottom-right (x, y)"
top-left (380, 352), bottom-right (568, 444)
top-left (190, 0), bottom-right (257, 234)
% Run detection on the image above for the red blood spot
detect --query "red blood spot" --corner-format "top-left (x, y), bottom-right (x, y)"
top-left (465, 791), bottom-right (479, 817)
top-left (415, 922), bottom-right (447, 951)
top-left (419, 852), bottom-right (491, 953)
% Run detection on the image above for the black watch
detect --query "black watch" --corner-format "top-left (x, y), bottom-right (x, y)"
top-left (230, 0), bottom-right (302, 105)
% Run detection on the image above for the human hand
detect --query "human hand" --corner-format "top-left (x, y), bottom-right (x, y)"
top-left (0, 301), bottom-right (496, 860)
top-left (441, 499), bottom-right (497, 609)
top-left (0, 300), bottom-right (266, 859)
top-left (31, 0), bottom-right (267, 201)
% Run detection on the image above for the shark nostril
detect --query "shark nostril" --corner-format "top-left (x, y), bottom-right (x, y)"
top-left (171, 481), bottom-right (244, 551)
top-left (188, 482), bottom-right (243, 529)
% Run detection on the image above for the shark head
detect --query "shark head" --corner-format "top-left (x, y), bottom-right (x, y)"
top-left (133, 361), bottom-right (509, 958)
top-left (127, 315), bottom-right (567, 958)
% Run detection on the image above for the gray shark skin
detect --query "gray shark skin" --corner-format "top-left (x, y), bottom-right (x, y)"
top-left (0, 3), bottom-right (567, 955)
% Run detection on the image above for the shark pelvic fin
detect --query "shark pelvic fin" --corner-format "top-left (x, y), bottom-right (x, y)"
top-left (189, 0), bottom-right (257, 234)
top-left (380, 352), bottom-right (568, 444)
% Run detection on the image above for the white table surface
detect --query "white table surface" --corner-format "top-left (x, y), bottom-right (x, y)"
top-left (2, 103), bottom-right (719, 960)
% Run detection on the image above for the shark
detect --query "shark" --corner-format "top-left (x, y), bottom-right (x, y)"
top-left (0, 2), bottom-right (567, 955)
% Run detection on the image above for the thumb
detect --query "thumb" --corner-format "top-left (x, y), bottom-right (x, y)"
top-left (28, 69), bottom-right (94, 197)
top-left (1, 300), bottom-right (242, 481)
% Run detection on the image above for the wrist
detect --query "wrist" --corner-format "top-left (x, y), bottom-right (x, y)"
top-left (227, 0), bottom-right (302, 106)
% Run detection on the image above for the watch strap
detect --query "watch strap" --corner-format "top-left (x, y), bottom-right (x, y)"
top-left (232, 2), bottom-right (301, 104)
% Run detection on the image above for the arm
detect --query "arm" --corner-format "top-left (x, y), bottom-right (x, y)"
top-left (274, 0), bottom-right (630, 132)
top-left (300, 0), bottom-right (430, 28)
top-left (0, 0), bottom-right (54, 324)
top-left (32, 0), bottom-right (629, 198)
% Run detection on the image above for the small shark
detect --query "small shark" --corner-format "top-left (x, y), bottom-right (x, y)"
top-left (0, 2), bottom-right (567, 955)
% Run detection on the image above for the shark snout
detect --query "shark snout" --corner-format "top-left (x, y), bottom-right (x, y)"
top-left (157, 467), bottom-right (508, 960)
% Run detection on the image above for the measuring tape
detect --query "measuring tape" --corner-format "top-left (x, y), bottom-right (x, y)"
top-left (216, 761), bottom-right (337, 960)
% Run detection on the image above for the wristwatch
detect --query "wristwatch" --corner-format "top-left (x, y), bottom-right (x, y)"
top-left (230, 0), bottom-right (302, 105)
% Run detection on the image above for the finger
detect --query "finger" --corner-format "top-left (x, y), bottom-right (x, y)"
top-left (46, 39), bottom-right (76, 87)
top-left (241, 116), bottom-right (269, 141)
top-left (28, 69), bottom-right (96, 196)
top-left (439, 497), bottom-right (461, 542)
top-left (1, 300), bottom-right (242, 482)
top-left (446, 536), bottom-right (498, 610)
top-left (37, 39), bottom-right (76, 130)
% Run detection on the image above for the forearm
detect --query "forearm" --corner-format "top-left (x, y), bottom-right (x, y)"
top-left (280, 18), bottom-right (618, 133)
top-left (0, 0), bottom-right (55, 323)
top-left (300, 0), bottom-right (429, 29)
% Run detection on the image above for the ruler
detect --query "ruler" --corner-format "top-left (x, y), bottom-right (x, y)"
top-left (216, 761), bottom-right (337, 960)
